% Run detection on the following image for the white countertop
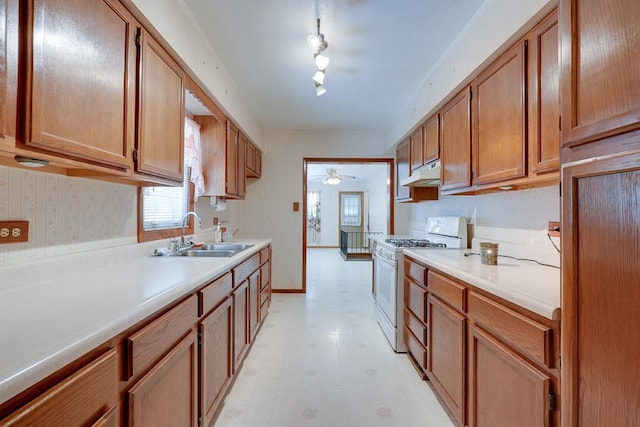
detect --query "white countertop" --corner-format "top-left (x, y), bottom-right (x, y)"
top-left (403, 248), bottom-right (560, 320)
top-left (0, 238), bottom-right (271, 404)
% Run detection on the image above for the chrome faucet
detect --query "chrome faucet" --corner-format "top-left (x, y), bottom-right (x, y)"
top-left (232, 228), bottom-right (240, 239)
top-left (179, 211), bottom-right (202, 249)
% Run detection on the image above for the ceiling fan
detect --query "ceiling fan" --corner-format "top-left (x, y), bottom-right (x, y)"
top-left (310, 168), bottom-right (356, 185)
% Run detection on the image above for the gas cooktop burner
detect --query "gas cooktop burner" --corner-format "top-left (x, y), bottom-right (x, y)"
top-left (384, 238), bottom-right (447, 248)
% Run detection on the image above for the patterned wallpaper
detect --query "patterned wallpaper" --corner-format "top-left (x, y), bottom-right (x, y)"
top-left (0, 166), bottom-right (138, 265)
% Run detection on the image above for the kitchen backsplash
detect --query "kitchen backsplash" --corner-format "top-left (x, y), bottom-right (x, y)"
top-left (0, 166), bottom-right (138, 265)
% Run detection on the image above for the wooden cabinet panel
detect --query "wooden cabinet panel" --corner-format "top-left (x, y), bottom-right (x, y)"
top-left (237, 133), bottom-right (247, 198)
top-left (405, 278), bottom-right (427, 323)
top-left (92, 406), bottom-right (118, 427)
top-left (0, 0), bottom-right (17, 144)
top-left (245, 140), bottom-right (262, 178)
top-left (468, 291), bottom-right (553, 368)
top-left (404, 258), bottom-right (426, 286)
top-left (560, 0), bottom-right (640, 146)
top-left (440, 88), bottom-right (471, 192)
top-left (428, 295), bottom-right (465, 427)
top-left (422, 114), bottom-right (440, 165)
top-left (248, 270), bottom-right (260, 340)
top-left (404, 327), bottom-right (427, 376)
top-left (1, 349), bottom-right (118, 426)
top-left (255, 150), bottom-right (262, 177)
top-left (561, 151), bottom-right (640, 426)
top-left (225, 121), bottom-right (239, 196)
top-left (395, 138), bottom-right (411, 201)
top-left (126, 295), bottom-right (197, 380)
top-left (404, 307), bottom-right (427, 345)
top-left (232, 280), bottom-right (249, 371)
top-left (410, 127), bottom-right (423, 171)
top-left (469, 324), bottom-right (551, 427)
top-left (24, 0), bottom-right (136, 169)
top-left (200, 296), bottom-right (233, 427)
top-left (136, 28), bottom-right (184, 183)
top-left (128, 332), bottom-right (198, 427)
top-left (199, 272), bottom-right (232, 316)
top-left (528, 10), bottom-right (560, 174)
top-left (428, 271), bottom-right (466, 313)
top-left (233, 253), bottom-right (260, 285)
top-left (472, 41), bottom-right (527, 185)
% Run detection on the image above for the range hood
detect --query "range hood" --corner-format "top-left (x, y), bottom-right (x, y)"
top-left (400, 160), bottom-right (441, 187)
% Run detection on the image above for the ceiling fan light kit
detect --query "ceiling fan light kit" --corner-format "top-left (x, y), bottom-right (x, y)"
top-left (308, 18), bottom-right (329, 96)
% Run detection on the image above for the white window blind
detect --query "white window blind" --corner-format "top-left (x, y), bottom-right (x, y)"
top-left (341, 194), bottom-right (361, 226)
top-left (142, 166), bottom-right (191, 231)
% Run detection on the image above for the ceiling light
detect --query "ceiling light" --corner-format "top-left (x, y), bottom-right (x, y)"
top-left (14, 155), bottom-right (49, 168)
top-left (312, 70), bottom-right (325, 85)
top-left (322, 176), bottom-right (340, 185)
top-left (314, 53), bottom-right (330, 71)
top-left (315, 82), bottom-right (327, 96)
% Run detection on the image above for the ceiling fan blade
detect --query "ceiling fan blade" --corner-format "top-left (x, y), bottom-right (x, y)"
top-left (339, 174), bottom-right (356, 179)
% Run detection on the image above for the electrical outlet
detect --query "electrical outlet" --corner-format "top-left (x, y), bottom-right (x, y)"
top-left (0, 221), bottom-right (28, 244)
top-left (548, 221), bottom-right (560, 237)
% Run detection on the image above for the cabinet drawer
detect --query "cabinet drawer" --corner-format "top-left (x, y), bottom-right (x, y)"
top-left (404, 327), bottom-right (427, 372)
top-left (405, 278), bottom-right (428, 322)
top-left (233, 253), bottom-right (260, 285)
top-left (126, 294), bottom-right (198, 380)
top-left (260, 262), bottom-right (270, 290)
top-left (404, 308), bottom-right (427, 345)
top-left (428, 271), bottom-right (466, 312)
top-left (260, 287), bottom-right (269, 306)
top-left (199, 272), bottom-right (232, 316)
top-left (259, 247), bottom-right (270, 264)
top-left (260, 299), bottom-right (269, 321)
top-left (468, 291), bottom-right (553, 368)
top-left (1, 349), bottom-right (118, 426)
top-left (405, 258), bottom-right (427, 286)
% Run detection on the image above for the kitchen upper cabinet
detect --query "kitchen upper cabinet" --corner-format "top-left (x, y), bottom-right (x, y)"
top-left (135, 28), bottom-right (185, 184)
top-left (0, 349), bottom-right (118, 426)
top-left (237, 132), bottom-right (247, 198)
top-left (440, 88), bottom-right (471, 193)
top-left (246, 140), bottom-right (262, 178)
top-left (21, 0), bottom-right (137, 171)
top-left (528, 10), bottom-right (560, 175)
top-left (0, 0), bottom-right (17, 146)
top-left (410, 127), bottom-right (423, 171)
top-left (218, 120), bottom-right (246, 199)
top-left (422, 114), bottom-right (440, 165)
top-left (128, 332), bottom-right (198, 427)
top-left (560, 0), bottom-right (640, 147)
top-left (561, 151), bottom-right (640, 427)
top-left (396, 138), bottom-right (438, 202)
top-left (471, 41), bottom-right (527, 186)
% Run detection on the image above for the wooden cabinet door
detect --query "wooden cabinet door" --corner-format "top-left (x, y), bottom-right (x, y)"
top-left (248, 270), bottom-right (260, 340)
top-left (128, 332), bottom-right (198, 427)
top-left (427, 295), bottom-right (466, 427)
top-left (560, 0), bottom-right (640, 147)
top-left (1, 349), bottom-right (118, 427)
top-left (422, 114), bottom-right (439, 165)
top-left (200, 296), bottom-right (233, 427)
top-left (225, 121), bottom-right (239, 196)
top-left (232, 280), bottom-right (249, 370)
top-left (410, 127), bottom-right (423, 171)
top-left (469, 324), bottom-right (551, 427)
top-left (24, 0), bottom-right (136, 169)
top-left (440, 88), bottom-right (471, 192)
top-left (528, 10), bottom-right (559, 175)
top-left (561, 151), bottom-right (640, 427)
top-left (0, 0), bottom-right (17, 144)
top-left (136, 28), bottom-right (184, 183)
top-left (395, 138), bottom-right (411, 201)
top-left (237, 133), bottom-right (247, 198)
top-left (472, 41), bottom-right (527, 185)
top-left (255, 150), bottom-right (262, 177)
top-left (246, 140), bottom-right (256, 174)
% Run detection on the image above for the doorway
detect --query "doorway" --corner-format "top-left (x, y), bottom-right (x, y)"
top-left (302, 158), bottom-right (395, 293)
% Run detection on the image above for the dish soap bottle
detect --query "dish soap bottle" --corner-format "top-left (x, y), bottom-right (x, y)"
top-left (213, 217), bottom-right (222, 243)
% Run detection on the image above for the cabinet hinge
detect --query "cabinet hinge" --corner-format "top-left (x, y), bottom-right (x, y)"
top-left (134, 27), bottom-right (141, 46)
top-left (548, 392), bottom-right (556, 411)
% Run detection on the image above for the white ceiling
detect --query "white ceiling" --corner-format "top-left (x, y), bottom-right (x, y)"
top-left (307, 162), bottom-right (388, 187)
top-left (182, 0), bottom-right (486, 132)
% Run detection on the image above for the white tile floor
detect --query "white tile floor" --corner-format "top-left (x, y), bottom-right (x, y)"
top-left (214, 248), bottom-right (454, 427)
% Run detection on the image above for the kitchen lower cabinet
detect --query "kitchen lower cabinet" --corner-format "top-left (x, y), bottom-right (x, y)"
top-left (248, 270), bottom-right (260, 341)
top-left (232, 280), bottom-right (249, 371)
top-left (128, 331), bottom-right (198, 427)
top-left (0, 349), bottom-right (118, 426)
top-left (468, 324), bottom-right (551, 427)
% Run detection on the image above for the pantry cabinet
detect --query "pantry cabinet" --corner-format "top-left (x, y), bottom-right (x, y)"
top-left (0, 0), bottom-right (17, 145)
top-left (0, 349), bottom-right (118, 426)
top-left (528, 10), bottom-right (560, 175)
top-left (135, 27), bottom-right (185, 184)
top-left (21, 0), bottom-right (137, 172)
top-left (471, 41), bottom-right (527, 186)
top-left (560, 0), bottom-right (640, 147)
top-left (440, 88), bottom-right (472, 192)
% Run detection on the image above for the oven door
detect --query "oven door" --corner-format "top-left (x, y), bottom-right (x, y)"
top-left (374, 251), bottom-right (398, 326)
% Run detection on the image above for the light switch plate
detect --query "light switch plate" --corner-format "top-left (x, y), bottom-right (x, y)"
top-left (0, 221), bottom-right (29, 243)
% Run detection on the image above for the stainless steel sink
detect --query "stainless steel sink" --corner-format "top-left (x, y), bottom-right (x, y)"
top-left (173, 249), bottom-right (238, 257)
top-left (201, 243), bottom-right (253, 251)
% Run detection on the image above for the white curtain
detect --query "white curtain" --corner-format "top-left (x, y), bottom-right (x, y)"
top-left (184, 117), bottom-right (204, 201)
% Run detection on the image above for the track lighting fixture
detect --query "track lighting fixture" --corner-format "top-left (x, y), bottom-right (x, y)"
top-left (308, 18), bottom-right (329, 96)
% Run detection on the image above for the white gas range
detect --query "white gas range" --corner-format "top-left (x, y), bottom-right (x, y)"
top-left (373, 216), bottom-right (468, 352)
